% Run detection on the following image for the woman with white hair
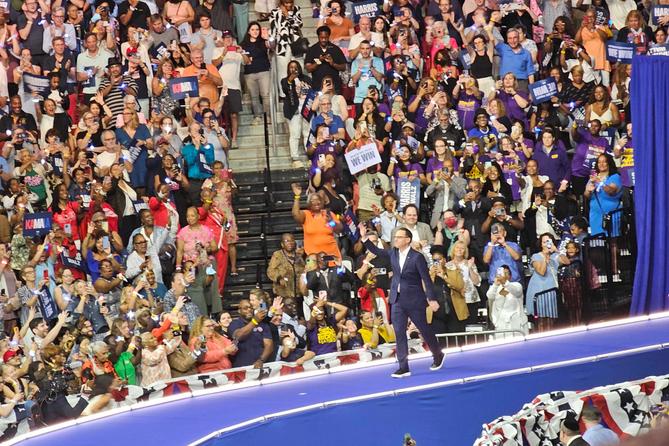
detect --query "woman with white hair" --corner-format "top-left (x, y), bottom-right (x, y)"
top-left (140, 330), bottom-right (179, 386)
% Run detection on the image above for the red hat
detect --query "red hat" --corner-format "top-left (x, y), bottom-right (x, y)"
top-left (3, 349), bottom-right (21, 362)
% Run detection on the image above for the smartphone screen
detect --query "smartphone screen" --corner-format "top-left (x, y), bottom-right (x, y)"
top-left (43, 270), bottom-right (49, 281)
top-left (227, 45), bottom-right (237, 52)
top-left (102, 236), bottom-right (110, 251)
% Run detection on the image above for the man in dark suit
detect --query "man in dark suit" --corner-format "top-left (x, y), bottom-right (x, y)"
top-left (360, 224), bottom-right (445, 378)
top-left (305, 253), bottom-right (355, 306)
top-left (560, 414), bottom-right (591, 446)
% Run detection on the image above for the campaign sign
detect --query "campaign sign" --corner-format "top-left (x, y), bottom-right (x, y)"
top-left (82, 66), bottom-right (97, 88)
top-left (344, 142), bottom-right (382, 175)
top-left (169, 76), bottom-right (199, 100)
top-left (619, 146), bottom-right (635, 188)
top-left (397, 176), bottom-right (421, 211)
top-left (352, 0), bottom-right (379, 22)
top-left (343, 207), bottom-right (360, 242)
top-left (301, 89), bottom-right (318, 122)
top-left (529, 78), bottom-right (558, 104)
top-left (648, 44), bottom-right (669, 56)
top-left (651, 5), bottom-right (669, 25)
top-left (606, 41), bottom-right (635, 63)
top-left (23, 212), bottom-right (52, 237)
top-left (23, 73), bottom-right (51, 96)
top-left (37, 287), bottom-right (58, 322)
top-left (583, 144), bottom-right (606, 170)
top-left (62, 251), bottom-right (83, 270)
top-left (150, 42), bottom-right (168, 59)
top-left (132, 200), bottom-right (149, 213)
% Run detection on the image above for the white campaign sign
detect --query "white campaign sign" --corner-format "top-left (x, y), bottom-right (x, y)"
top-left (344, 142), bottom-right (382, 175)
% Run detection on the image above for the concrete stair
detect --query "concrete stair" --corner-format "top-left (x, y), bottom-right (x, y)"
top-left (226, 0), bottom-right (320, 173)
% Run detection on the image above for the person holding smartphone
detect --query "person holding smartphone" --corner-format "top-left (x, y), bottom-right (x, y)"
top-left (525, 233), bottom-right (570, 332)
top-left (487, 264), bottom-right (528, 338)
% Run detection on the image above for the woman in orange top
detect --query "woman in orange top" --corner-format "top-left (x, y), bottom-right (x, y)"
top-left (291, 183), bottom-right (342, 259)
top-left (189, 316), bottom-right (237, 373)
top-left (576, 7), bottom-right (611, 86)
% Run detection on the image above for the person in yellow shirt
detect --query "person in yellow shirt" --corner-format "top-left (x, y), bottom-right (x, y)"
top-left (358, 311), bottom-right (395, 349)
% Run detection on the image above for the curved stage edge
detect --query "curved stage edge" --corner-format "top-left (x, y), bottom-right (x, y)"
top-left (9, 313), bottom-right (669, 446)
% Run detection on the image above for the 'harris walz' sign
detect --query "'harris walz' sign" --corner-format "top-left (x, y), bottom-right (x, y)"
top-left (23, 212), bottom-right (52, 237)
top-left (651, 5), bottom-right (669, 25)
top-left (352, 0), bottom-right (379, 22)
top-left (529, 78), bottom-right (558, 104)
top-left (606, 41), bottom-right (635, 63)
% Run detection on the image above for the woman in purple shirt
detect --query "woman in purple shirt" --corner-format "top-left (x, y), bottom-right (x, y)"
top-left (489, 73), bottom-right (530, 128)
top-left (425, 137), bottom-right (460, 184)
top-left (452, 74), bottom-right (483, 132)
top-left (306, 124), bottom-right (341, 179)
top-left (388, 142), bottom-right (426, 187)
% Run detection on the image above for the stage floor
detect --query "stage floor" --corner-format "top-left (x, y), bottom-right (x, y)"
top-left (12, 314), bottom-right (669, 446)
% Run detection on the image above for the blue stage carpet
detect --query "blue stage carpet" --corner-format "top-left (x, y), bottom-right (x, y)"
top-left (13, 316), bottom-right (669, 446)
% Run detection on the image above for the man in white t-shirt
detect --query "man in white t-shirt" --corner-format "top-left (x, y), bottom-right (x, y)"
top-left (213, 30), bottom-right (250, 150)
top-left (96, 129), bottom-right (133, 178)
top-left (349, 16), bottom-right (385, 59)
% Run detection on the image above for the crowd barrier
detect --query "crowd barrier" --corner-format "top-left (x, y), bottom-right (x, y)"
top-left (0, 340), bottom-right (427, 439)
top-left (474, 374), bottom-right (669, 445)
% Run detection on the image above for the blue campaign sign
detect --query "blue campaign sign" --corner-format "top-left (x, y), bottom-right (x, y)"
top-left (351, 0), bottom-right (379, 22)
top-left (23, 212), bottom-right (52, 237)
top-left (169, 76), bottom-right (199, 100)
top-left (606, 41), bottom-right (635, 63)
top-left (648, 44), bottom-right (669, 56)
top-left (301, 89), bottom-right (317, 122)
top-left (651, 5), bottom-right (669, 25)
top-left (397, 176), bottom-right (421, 211)
top-left (343, 207), bottom-right (360, 242)
top-left (61, 252), bottom-right (83, 270)
top-left (529, 78), bottom-right (558, 105)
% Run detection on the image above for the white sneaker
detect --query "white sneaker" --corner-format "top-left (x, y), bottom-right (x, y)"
top-left (251, 116), bottom-right (262, 125)
top-left (292, 160), bottom-right (304, 168)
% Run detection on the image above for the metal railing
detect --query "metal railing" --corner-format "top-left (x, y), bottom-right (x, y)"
top-left (435, 329), bottom-right (526, 349)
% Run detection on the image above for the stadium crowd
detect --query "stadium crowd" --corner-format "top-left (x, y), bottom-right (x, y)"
top-left (0, 0), bottom-right (655, 437)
